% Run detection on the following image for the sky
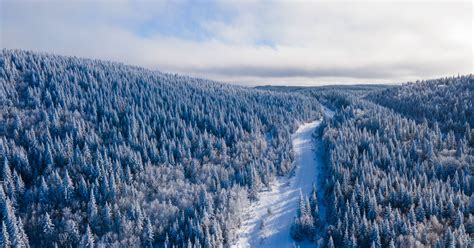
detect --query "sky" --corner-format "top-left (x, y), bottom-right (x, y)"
top-left (1, 0), bottom-right (472, 86)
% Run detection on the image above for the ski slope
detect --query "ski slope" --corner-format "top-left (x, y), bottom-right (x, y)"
top-left (234, 107), bottom-right (333, 248)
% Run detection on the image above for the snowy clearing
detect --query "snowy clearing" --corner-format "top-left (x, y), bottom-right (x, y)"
top-left (233, 114), bottom-right (328, 247)
top-left (321, 105), bottom-right (335, 118)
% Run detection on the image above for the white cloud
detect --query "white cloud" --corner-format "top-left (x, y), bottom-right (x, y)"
top-left (1, 0), bottom-right (472, 86)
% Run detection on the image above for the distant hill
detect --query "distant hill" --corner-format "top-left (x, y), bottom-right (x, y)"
top-left (255, 84), bottom-right (394, 93)
top-left (367, 75), bottom-right (473, 135)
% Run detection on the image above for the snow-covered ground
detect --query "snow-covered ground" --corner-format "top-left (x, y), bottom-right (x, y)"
top-left (321, 105), bottom-right (335, 118)
top-left (234, 110), bottom-right (331, 247)
top-left (234, 105), bottom-right (334, 248)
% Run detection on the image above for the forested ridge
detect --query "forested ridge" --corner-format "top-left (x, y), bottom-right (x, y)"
top-left (288, 79), bottom-right (473, 247)
top-left (0, 50), bottom-right (321, 247)
top-left (366, 75), bottom-right (473, 135)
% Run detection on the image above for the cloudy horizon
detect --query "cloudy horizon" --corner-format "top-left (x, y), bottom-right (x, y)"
top-left (1, 0), bottom-right (472, 86)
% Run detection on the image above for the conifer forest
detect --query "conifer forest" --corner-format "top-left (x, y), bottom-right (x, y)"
top-left (0, 50), bottom-right (472, 247)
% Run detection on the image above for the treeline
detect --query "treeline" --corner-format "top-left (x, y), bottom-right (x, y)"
top-left (367, 75), bottom-right (473, 137)
top-left (0, 50), bottom-right (321, 247)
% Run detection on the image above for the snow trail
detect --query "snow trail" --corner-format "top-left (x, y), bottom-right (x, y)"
top-left (234, 107), bottom-right (333, 248)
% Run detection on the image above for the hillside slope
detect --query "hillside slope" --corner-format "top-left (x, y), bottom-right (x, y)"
top-left (0, 50), bottom-right (321, 247)
top-left (295, 87), bottom-right (473, 247)
top-left (367, 75), bottom-right (473, 135)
